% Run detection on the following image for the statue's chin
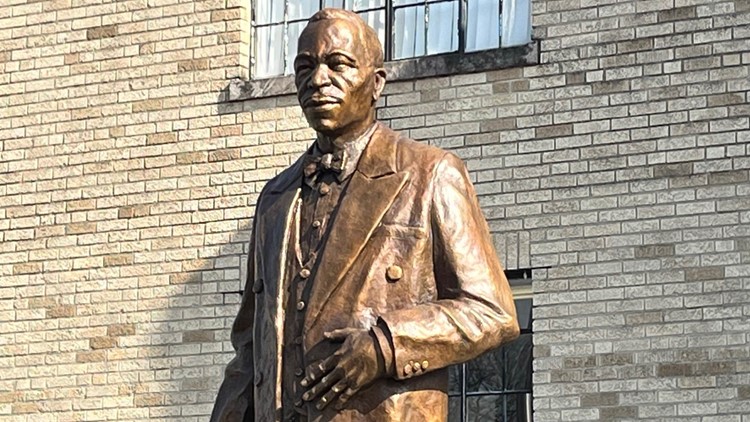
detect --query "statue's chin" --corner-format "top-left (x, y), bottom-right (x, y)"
top-left (307, 117), bottom-right (340, 136)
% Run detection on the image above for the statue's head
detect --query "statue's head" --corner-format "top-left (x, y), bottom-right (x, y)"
top-left (294, 9), bottom-right (386, 137)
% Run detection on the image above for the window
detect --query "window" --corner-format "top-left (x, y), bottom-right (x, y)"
top-left (251, 0), bottom-right (532, 78)
top-left (448, 272), bottom-right (533, 422)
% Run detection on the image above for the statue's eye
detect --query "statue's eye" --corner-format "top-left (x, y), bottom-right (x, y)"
top-left (330, 62), bottom-right (349, 72)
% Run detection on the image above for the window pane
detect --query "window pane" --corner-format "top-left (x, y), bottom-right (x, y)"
top-left (501, 0), bottom-right (531, 47)
top-left (467, 395), bottom-right (503, 422)
top-left (393, 0), bottom-right (422, 6)
top-left (466, 0), bottom-right (500, 51)
top-left (254, 24), bottom-right (285, 78)
top-left (448, 363), bottom-right (462, 395)
top-left (358, 10), bottom-right (386, 51)
top-left (288, 0), bottom-right (319, 22)
top-left (516, 298), bottom-right (532, 331)
top-left (504, 333), bottom-right (533, 392)
top-left (426, 1), bottom-right (458, 55)
top-left (467, 348), bottom-right (504, 393)
top-left (255, 0), bottom-right (285, 25)
top-left (507, 393), bottom-right (533, 422)
top-left (448, 396), bottom-right (462, 422)
top-left (352, 0), bottom-right (385, 11)
top-left (393, 5), bottom-right (426, 59)
top-left (286, 21), bottom-right (307, 75)
top-left (324, 0), bottom-right (345, 7)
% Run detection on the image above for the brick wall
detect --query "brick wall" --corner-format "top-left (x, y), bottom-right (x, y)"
top-left (1, 0), bottom-right (749, 420)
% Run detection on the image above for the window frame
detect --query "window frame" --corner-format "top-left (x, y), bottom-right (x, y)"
top-left (252, 0), bottom-right (508, 78)
top-left (244, 0), bottom-right (539, 83)
top-left (448, 270), bottom-right (533, 422)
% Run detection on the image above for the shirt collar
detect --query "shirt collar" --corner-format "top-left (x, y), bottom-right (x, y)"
top-left (304, 123), bottom-right (377, 185)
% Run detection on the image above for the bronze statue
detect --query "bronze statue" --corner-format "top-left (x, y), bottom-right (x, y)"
top-left (211, 8), bottom-right (519, 422)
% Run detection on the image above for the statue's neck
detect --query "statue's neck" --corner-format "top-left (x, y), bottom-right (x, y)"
top-left (316, 118), bottom-right (376, 154)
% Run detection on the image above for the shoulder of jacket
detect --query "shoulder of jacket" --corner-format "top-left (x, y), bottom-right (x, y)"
top-left (389, 131), bottom-right (454, 175)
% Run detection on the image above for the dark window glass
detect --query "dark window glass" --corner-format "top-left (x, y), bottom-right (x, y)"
top-left (449, 297), bottom-right (533, 422)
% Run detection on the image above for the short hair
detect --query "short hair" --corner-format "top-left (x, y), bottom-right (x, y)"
top-left (303, 8), bottom-right (384, 68)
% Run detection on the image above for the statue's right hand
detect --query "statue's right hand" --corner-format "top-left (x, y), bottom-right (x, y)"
top-left (300, 328), bottom-right (382, 411)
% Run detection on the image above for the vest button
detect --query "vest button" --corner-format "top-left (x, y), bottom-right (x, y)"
top-left (252, 278), bottom-right (264, 293)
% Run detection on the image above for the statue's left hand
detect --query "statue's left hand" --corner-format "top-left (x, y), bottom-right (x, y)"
top-left (300, 327), bottom-right (383, 411)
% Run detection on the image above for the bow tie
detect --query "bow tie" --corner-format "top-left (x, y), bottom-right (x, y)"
top-left (303, 150), bottom-right (348, 179)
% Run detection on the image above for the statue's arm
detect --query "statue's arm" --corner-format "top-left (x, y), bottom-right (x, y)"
top-left (210, 218), bottom-right (257, 421)
top-left (378, 152), bottom-right (520, 380)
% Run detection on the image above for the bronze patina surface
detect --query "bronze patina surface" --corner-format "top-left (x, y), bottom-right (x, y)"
top-left (211, 8), bottom-right (519, 422)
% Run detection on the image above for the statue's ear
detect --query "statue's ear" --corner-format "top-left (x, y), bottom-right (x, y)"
top-left (372, 67), bottom-right (386, 103)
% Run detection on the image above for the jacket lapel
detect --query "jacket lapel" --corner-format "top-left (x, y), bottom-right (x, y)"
top-left (305, 124), bottom-right (408, 331)
top-left (257, 155), bottom-right (303, 418)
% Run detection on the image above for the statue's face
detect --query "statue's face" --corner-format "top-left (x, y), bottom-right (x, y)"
top-left (294, 18), bottom-right (379, 136)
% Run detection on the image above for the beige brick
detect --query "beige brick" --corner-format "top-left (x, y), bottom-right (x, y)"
top-left (103, 254), bottom-right (134, 267)
top-left (211, 8), bottom-right (242, 22)
top-left (134, 393), bottom-right (164, 407)
top-left (146, 132), bottom-right (177, 145)
top-left (537, 124), bottom-right (573, 138)
top-left (87, 24), bottom-right (118, 40)
top-left (108, 324), bottom-right (136, 336)
top-left (176, 151), bottom-right (208, 164)
top-left (11, 403), bottom-right (40, 414)
top-left (685, 266), bottom-right (724, 281)
top-left (13, 263), bottom-right (42, 275)
top-left (183, 329), bottom-right (215, 343)
top-left (132, 99), bottom-right (163, 113)
top-left (47, 304), bottom-right (76, 318)
top-left (90, 336), bottom-right (118, 349)
top-left (76, 350), bottom-right (106, 363)
top-left (66, 222), bottom-right (97, 234)
top-left (177, 59), bottom-right (210, 72)
top-left (211, 124), bottom-right (242, 137)
top-left (208, 148), bottom-right (241, 162)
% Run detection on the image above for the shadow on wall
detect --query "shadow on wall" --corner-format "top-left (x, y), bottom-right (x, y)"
top-left (130, 92), bottom-right (314, 419)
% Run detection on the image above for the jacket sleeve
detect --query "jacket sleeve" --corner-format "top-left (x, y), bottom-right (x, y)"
top-left (378, 152), bottom-right (520, 380)
top-left (210, 218), bottom-right (257, 422)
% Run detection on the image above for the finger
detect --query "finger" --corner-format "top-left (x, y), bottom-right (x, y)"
top-left (301, 356), bottom-right (336, 388)
top-left (334, 387), bottom-right (358, 411)
top-left (324, 328), bottom-right (360, 340)
top-left (303, 369), bottom-right (342, 402)
top-left (316, 379), bottom-right (348, 410)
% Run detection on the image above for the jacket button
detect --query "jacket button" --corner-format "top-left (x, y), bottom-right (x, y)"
top-left (252, 278), bottom-right (264, 294)
top-left (386, 265), bottom-right (403, 281)
top-left (422, 360), bottom-right (429, 370)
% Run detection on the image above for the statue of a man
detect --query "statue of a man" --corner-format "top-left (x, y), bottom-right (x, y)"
top-left (211, 8), bottom-right (519, 422)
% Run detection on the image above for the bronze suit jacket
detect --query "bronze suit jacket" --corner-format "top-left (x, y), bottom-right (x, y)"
top-left (211, 123), bottom-right (519, 422)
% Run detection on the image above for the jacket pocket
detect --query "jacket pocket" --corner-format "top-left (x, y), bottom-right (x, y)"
top-left (372, 223), bottom-right (428, 239)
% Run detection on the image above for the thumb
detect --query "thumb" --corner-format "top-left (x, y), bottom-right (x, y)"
top-left (324, 327), bottom-right (361, 340)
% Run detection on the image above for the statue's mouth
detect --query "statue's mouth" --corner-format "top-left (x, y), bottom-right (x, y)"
top-left (304, 97), bottom-right (342, 111)
top-left (303, 96), bottom-right (341, 107)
